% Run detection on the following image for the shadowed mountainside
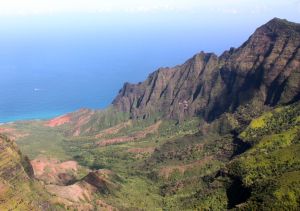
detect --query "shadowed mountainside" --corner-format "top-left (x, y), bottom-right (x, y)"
top-left (113, 18), bottom-right (300, 122)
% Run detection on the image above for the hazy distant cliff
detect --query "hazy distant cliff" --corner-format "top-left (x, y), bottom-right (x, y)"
top-left (113, 18), bottom-right (300, 121)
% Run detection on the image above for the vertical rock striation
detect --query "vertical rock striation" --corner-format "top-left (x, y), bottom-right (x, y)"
top-left (112, 18), bottom-right (300, 122)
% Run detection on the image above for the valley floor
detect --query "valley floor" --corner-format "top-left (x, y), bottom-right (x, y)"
top-left (1, 102), bottom-right (300, 210)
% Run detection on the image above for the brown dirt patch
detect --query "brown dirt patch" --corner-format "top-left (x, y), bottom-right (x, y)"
top-left (95, 120), bottom-right (132, 138)
top-left (159, 156), bottom-right (213, 179)
top-left (97, 121), bottom-right (162, 147)
top-left (97, 137), bottom-right (134, 147)
top-left (46, 169), bottom-right (118, 211)
top-left (133, 120), bottom-right (162, 138)
top-left (44, 109), bottom-right (95, 136)
top-left (95, 199), bottom-right (116, 211)
top-left (0, 181), bottom-right (8, 197)
top-left (45, 115), bottom-right (71, 127)
top-left (46, 182), bottom-right (95, 202)
top-left (72, 109), bottom-right (95, 136)
top-left (31, 158), bottom-right (78, 185)
top-left (0, 126), bottom-right (29, 141)
top-left (47, 182), bottom-right (117, 211)
top-left (0, 127), bottom-right (15, 133)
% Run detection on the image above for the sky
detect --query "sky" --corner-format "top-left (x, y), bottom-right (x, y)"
top-left (0, 1), bottom-right (299, 55)
top-left (0, 0), bottom-right (299, 19)
top-left (0, 1), bottom-right (299, 42)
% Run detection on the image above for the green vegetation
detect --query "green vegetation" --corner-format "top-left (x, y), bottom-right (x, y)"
top-left (15, 121), bottom-right (71, 160)
top-left (5, 102), bottom-right (300, 210)
top-left (0, 135), bottom-right (52, 210)
top-left (228, 102), bottom-right (300, 209)
top-left (73, 107), bottom-right (130, 136)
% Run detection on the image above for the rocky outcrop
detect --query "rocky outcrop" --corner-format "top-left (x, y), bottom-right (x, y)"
top-left (45, 169), bottom-right (119, 210)
top-left (83, 169), bottom-right (120, 194)
top-left (31, 158), bottom-right (78, 185)
top-left (0, 135), bottom-right (33, 181)
top-left (0, 135), bottom-right (50, 210)
top-left (112, 18), bottom-right (300, 122)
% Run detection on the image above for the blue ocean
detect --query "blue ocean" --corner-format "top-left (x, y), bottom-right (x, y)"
top-left (0, 14), bottom-right (261, 123)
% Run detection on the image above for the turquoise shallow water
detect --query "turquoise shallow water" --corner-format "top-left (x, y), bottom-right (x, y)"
top-left (0, 14), bottom-right (257, 123)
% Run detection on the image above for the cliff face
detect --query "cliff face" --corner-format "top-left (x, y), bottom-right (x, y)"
top-left (0, 135), bottom-right (49, 210)
top-left (112, 18), bottom-right (300, 121)
top-left (0, 135), bottom-right (33, 182)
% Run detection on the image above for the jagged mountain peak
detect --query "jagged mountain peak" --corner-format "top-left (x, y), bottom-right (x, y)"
top-left (263, 17), bottom-right (300, 32)
top-left (112, 18), bottom-right (300, 121)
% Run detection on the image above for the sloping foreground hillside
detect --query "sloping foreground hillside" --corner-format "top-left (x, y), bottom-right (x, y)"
top-left (226, 102), bottom-right (300, 210)
top-left (0, 135), bottom-right (51, 210)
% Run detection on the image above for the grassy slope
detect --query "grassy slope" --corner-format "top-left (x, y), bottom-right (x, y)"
top-left (15, 122), bottom-right (70, 160)
top-left (228, 103), bottom-right (300, 209)
top-left (13, 115), bottom-right (233, 210)
top-left (0, 135), bottom-right (52, 210)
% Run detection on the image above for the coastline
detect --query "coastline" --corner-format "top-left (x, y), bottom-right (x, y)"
top-left (0, 111), bottom-right (67, 124)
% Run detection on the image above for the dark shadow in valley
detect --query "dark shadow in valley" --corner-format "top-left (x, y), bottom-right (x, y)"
top-left (226, 178), bottom-right (251, 209)
top-left (230, 130), bottom-right (251, 158)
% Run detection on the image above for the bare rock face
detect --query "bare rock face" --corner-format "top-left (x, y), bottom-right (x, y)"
top-left (83, 169), bottom-right (120, 194)
top-left (112, 18), bottom-right (300, 122)
top-left (31, 158), bottom-right (79, 185)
